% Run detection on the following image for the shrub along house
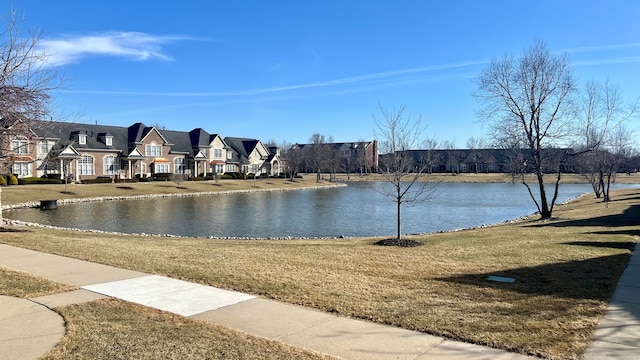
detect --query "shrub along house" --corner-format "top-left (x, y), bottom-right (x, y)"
top-left (8, 121), bottom-right (281, 182)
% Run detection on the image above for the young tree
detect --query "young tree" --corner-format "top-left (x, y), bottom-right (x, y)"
top-left (373, 105), bottom-right (437, 242)
top-left (474, 40), bottom-right (576, 219)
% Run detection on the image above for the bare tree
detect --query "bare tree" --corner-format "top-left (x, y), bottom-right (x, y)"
top-left (442, 139), bottom-right (461, 174)
top-left (466, 137), bottom-right (486, 173)
top-left (474, 40), bottom-right (576, 219)
top-left (0, 8), bottom-right (61, 227)
top-left (308, 133), bottom-right (332, 182)
top-left (282, 142), bottom-right (304, 181)
top-left (580, 126), bottom-right (634, 201)
top-left (171, 173), bottom-right (188, 189)
top-left (421, 137), bottom-right (441, 174)
top-left (577, 80), bottom-right (638, 200)
top-left (373, 105), bottom-right (437, 242)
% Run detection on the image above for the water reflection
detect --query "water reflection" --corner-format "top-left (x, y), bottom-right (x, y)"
top-left (6, 182), bottom-right (638, 238)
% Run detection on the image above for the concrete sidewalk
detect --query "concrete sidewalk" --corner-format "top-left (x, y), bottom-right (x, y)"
top-left (581, 249), bottom-right (640, 359)
top-left (2, 243), bottom-right (635, 359)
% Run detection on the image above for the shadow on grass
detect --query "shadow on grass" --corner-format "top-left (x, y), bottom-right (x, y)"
top-left (438, 254), bottom-right (630, 301)
top-left (527, 203), bottom-right (640, 229)
top-left (562, 241), bottom-right (637, 250)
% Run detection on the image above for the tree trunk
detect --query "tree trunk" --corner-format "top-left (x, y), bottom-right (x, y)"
top-left (396, 199), bottom-right (401, 240)
top-left (536, 172), bottom-right (552, 219)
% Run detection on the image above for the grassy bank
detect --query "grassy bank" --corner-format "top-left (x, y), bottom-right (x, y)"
top-left (0, 177), bottom-right (338, 207)
top-left (1, 183), bottom-right (638, 359)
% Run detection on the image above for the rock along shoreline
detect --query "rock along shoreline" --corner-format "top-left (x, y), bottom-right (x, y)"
top-left (2, 183), bottom-right (589, 240)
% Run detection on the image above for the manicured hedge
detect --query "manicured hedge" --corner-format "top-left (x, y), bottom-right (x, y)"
top-left (81, 177), bottom-right (113, 184)
top-left (153, 173), bottom-right (171, 181)
top-left (17, 177), bottom-right (63, 185)
top-left (7, 174), bottom-right (18, 185)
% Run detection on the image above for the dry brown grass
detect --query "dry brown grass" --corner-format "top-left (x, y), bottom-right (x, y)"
top-left (42, 299), bottom-right (335, 360)
top-left (2, 186), bottom-right (638, 359)
top-left (0, 266), bottom-right (73, 298)
top-left (0, 177), bottom-right (338, 206)
top-left (0, 261), bottom-right (335, 360)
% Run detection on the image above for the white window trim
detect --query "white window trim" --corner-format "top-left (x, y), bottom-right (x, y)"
top-left (12, 163), bottom-right (31, 178)
top-left (103, 155), bottom-right (119, 175)
top-left (174, 157), bottom-right (186, 174)
top-left (78, 155), bottom-right (94, 175)
top-left (12, 138), bottom-right (28, 154)
top-left (145, 143), bottom-right (162, 157)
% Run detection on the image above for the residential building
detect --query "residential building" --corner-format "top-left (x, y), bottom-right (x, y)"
top-left (3, 121), bottom-right (281, 181)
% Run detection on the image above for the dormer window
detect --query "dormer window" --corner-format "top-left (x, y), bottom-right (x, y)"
top-left (98, 132), bottom-right (114, 146)
top-left (78, 134), bottom-right (87, 145)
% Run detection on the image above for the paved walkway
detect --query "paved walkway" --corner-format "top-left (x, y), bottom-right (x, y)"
top-left (0, 243), bottom-right (637, 360)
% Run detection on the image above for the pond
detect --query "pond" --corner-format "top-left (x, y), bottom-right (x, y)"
top-left (5, 182), bottom-right (638, 238)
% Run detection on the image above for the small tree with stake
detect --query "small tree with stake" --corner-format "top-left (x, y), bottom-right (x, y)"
top-left (373, 105), bottom-right (437, 246)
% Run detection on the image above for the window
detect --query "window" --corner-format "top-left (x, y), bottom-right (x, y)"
top-left (251, 164), bottom-right (259, 173)
top-left (104, 156), bottom-right (119, 175)
top-left (154, 163), bottom-right (169, 174)
top-left (226, 164), bottom-right (235, 172)
top-left (38, 141), bottom-right (51, 156)
top-left (78, 155), bottom-right (94, 175)
top-left (105, 137), bottom-right (113, 146)
top-left (215, 164), bottom-right (224, 174)
top-left (11, 138), bottom-right (28, 154)
top-left (214, 149), bottom-right (222, 158)
top-left (78, 134), bottom-right (86, 145)
top-left (145, 143), bottom-right (162, 157)
top-left (227, 151), bottom-right (233, 160)
top-left (174, 157), bottom-right (186, 174)
top-left (12, 163), bottom-right (31, 178)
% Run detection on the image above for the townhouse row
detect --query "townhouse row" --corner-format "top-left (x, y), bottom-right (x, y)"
top-left (4, 121), bottom-right (282, 182)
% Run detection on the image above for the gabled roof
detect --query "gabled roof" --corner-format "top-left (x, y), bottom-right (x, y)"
top-left (189, 128), bottom-right (211, 147)
top-left (36, 121), bottom-right (129, 153)
top-left (224, 137), bottom-right (260, 158)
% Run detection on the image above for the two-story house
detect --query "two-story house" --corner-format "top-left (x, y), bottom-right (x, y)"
top-left (10, 121), bottom-right (282, 181)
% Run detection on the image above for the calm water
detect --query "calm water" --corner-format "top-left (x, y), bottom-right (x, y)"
top-left (6, 182), bottom-right (638, 238)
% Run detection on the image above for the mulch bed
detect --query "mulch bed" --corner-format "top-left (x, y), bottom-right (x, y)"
top-left (373, 238), bottom-right (424, 247)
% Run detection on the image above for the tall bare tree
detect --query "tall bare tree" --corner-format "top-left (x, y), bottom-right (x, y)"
top-left (1, 8), bottom-right (60, 171)
top-left (577, 80), bottom-right (638, 200)
top-left (374, 105), bottom-right (436, 241)
top-left (1, 8), bottom-right (60, 227)
top-left (474, 40), bottom-right (576, 219)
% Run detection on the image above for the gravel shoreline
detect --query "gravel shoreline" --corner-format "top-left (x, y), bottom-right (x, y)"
top-left (2, 183), bottom-right (589, 240)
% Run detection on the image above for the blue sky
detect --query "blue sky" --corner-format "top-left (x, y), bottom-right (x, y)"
top-left (9, 0), bottom-right (640, 146)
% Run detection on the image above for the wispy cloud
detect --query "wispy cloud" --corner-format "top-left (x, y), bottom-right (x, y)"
top-left (66, 59), bottom-right (486, 97)
top-left (39, 31), bottom-right (193, 66)
top-left (559, 42), bottom-right (640, 54)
